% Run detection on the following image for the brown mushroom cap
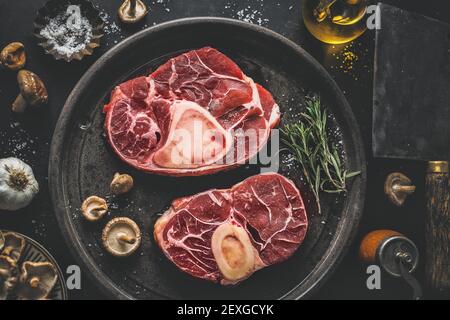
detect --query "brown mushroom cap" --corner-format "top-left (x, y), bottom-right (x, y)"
top-left (118, 0), bottom-right (148, 24)
top-left (384, 172), bottom-right (416, 206)
top-left (0, 231), bottom-right (5, 252)
top-left (1, 232), bottom-right (25, 263)
top-left (0, 42), bottom-right (26, 70)
top-left (102, 217), bottom-right (141, 257)
top-left (17, 70), bottom-right (48, 107)
top-left (81, 196), bottom-right (108, 221)
top-left (110, 173), bottom-right (134, 195)
top-left (16, 261), bottom-right (57, 300)
top-left (0, 255), bottom-right (19, 300)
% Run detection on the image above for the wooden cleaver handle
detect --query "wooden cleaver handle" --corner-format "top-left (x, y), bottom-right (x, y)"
top-left (425, 161), bottom-right (450, 292)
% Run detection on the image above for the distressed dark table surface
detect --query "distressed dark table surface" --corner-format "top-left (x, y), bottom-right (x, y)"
top-left (0, 0), bottom-right (448, 300)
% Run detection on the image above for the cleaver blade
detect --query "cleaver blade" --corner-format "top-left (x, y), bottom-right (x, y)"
top-left (372, 3), bottom-right (450, 161)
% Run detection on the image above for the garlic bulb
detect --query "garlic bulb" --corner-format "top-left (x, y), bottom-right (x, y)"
top-left (0, 158), bottom-right (39, 211)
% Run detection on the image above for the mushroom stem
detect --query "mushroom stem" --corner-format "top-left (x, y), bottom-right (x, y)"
top-left (91, 207), bottom-right (103, 217)
top-left (29, 276), bottom-right (40, 288)
top-left (12, 94), bottom-right (27, 113)
top-left (130, 0), bottom-right (136, 14)
top-left (0, 231), bottom-right (4, 252)
top-left (118, 0), bottom-right (148, 23)
top-left (393, 184), bottom-right (416, 194)
top-left (117, 232), bottom-right (136, 245)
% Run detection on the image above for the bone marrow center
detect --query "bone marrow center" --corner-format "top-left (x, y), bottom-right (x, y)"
top-left (211, 223), bottom-right (255, 282)
top-left (222, 235), bottom-right (246, 269)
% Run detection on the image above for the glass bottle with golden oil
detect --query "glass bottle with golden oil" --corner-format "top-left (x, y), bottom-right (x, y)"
top-left (302, 0), bottom-right (368, 44)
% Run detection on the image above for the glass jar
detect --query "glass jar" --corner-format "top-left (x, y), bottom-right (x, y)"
top-left (302, 0), bottom-right (368, 44)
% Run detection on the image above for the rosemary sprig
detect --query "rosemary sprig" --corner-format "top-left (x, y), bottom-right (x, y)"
top-left (281, 96), bottom-right (360, 214)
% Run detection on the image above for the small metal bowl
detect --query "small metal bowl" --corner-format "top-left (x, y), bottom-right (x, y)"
top-left (34, 0), bottom-right (104, 62)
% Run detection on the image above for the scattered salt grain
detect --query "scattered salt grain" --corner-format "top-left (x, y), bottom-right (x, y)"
top-left (224, 0), bottom-right (270, 26)
top-left (100, 10), bottom-right (123, 37)
top-left (39, 5), bottom-right (93, 58)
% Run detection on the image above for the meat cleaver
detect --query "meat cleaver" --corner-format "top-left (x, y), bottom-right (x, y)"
top-left (373, 3), bottom-right (450, 292)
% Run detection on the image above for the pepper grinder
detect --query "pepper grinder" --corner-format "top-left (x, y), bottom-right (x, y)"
top-left (360, 230), bottom-right (422, 300)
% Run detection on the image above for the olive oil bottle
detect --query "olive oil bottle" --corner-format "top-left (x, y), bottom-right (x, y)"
top-left (302, 0), bottom-right (368, 44)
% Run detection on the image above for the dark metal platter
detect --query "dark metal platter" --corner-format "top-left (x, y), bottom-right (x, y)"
top-left (49, 17), bottom-right (366, 300)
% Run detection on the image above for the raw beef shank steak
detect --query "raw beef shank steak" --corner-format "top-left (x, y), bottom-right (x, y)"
top-left (104, 47), bottom-right (280, 176)
top-left (154, 173), bottom-right (308, 284)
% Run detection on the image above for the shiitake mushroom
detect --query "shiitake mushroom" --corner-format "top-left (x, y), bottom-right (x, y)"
top-left (16, 261), bottom-right (58, 300)
top-left (12, 70), bottom-right (48, 113)
top-left (0, 42), bottom-right (26, 71)
top-left (118, 0), bottom-right (148, 24)
top-left (81, 196), bottom-right (108, 222)
top-left (102, 217), bottom-right (141, 257)
top-left (110, 173), bottom-right (134, 195)
top-left (384, 172), bottom-right (416, 206)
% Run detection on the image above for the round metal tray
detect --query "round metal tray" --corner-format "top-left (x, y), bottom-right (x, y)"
top-left (49, 17), bottom-right (366, 299)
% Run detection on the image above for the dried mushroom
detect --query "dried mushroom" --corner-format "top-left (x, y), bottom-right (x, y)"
top-left (384, 172), bottom-right (416, 206)
top-left (110, 173), bottom-right (134, 195)
top-left (102, 217), bottom-right (141, 257)
top-left (1, 232), bottom-right (25, 262)
top-left (81, 196), bottom-right (108, 221)
top-left (0, 42), bottom-right (26, 70)
top-left (16, 261), bottom-right (57, 300)
top-left (118, 0), bottom-right (148, 24)
top-left (0, 255), bottom-right (19, 300)
top-left (0, 231), bottom-right (4, 252)
top-left (12, 70), bottom-right (48, 113)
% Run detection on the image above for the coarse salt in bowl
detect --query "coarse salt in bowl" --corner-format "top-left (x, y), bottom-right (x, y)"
top-left (34, 0), bottom-right (104, 62)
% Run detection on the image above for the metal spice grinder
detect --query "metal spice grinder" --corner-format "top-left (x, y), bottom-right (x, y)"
top-left (360, 230), bottom-right (422, 300)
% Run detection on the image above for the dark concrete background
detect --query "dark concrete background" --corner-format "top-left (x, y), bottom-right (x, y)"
top-left (0, 0), bottom-right (449, 300)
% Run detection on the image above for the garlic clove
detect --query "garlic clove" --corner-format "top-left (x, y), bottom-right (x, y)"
top-left (211, 223), bottom-right (255, 283)
top-left (81, 196), bottom-right (108, 221)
